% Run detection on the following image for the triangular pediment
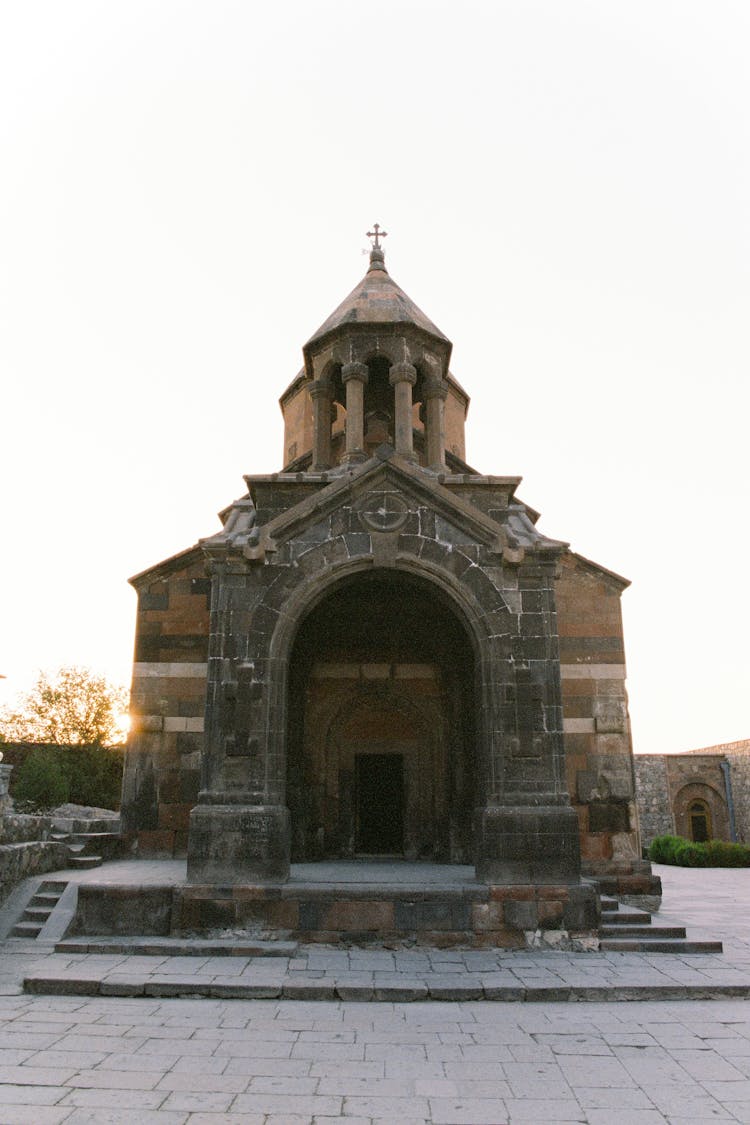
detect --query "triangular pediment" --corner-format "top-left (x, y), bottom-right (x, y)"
top-left (251, 449), bottom-right (564, 562)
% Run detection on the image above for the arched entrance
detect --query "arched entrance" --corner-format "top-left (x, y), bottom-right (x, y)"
top-left (674, 782), bottom-right (727, 843)
top-left (286, 569), bottom-right (476, 862)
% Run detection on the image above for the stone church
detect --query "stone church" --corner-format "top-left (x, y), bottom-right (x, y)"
top-left (121, 231), bottom-right (658, 940)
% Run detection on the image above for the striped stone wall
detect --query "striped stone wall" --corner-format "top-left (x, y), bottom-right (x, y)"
top-left (555, 552), bottom-right (641, 876)
top-left (121, 552), bottom-right (210, 856)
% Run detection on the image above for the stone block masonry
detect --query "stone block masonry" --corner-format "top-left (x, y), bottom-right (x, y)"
top-left (67, 877), bottom-right (601, 948)
top-left (120, 554), bottom-right (210, 857)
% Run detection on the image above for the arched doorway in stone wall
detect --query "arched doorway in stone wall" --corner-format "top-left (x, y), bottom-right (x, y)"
top-left (286, 569), bottom-right (476, 863)
top-left (674, 781), bottom-right (728, 842)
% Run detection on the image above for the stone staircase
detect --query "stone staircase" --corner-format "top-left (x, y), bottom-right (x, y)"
top-left (11, 879), bottom-right (68, 938)
top-left (49, 815), bottom-right (121, 871)
top-left (599, 894), bottom-right (723, 953)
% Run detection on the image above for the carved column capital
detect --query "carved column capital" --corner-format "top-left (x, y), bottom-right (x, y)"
top-left (341, 361), bottom-right (368, 384)
top-left (308, 380), bottom-right (332, 401)
top-left (389, 361), bottom-right (417, 387)
top-left (422, 376), bottom-right (448, 401)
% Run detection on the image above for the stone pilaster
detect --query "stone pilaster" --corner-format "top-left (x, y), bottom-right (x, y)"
top-left (474, 557), bottom-right (582, 884)
top-left (186, 550), bottom-right (291, 884)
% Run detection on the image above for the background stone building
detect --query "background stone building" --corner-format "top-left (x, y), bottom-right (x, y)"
top-left (635, 740), bottom-right (750, 847)
top-left (121, 235), bottom-right (654, 901)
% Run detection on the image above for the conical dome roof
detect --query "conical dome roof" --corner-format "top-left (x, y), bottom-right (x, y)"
top-left (304, 245), bottom-right (451, 351)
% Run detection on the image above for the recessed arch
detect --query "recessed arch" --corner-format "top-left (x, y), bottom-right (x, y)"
top-left (275, 563), bottom-right (483, 862)
top-left (673, 781), bottom-right (727, 843)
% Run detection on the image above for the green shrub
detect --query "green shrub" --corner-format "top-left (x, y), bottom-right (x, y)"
top-left (704, 839), bottom-right (750, 867)
top-left (650, 833), bottom-right (750, 867)
top-left (10, 744), bottom-right (124, 812)
top-left (66, 746), bottom-right (124, 810)
top-left (12, 748), bottom-right (70, 810)
top-left (649, 834), bottom-right (685, 864)
top-left (673, 841), bottom-right (710, 867)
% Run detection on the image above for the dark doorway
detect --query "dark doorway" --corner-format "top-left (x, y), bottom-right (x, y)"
top-left (689, 800), bottom-right (710, 842)
top-left (355, 754), bottom-right (404, 854)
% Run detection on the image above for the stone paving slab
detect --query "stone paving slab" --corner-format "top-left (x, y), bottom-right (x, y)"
top-left (2, 992), bottom-right (750, 1123)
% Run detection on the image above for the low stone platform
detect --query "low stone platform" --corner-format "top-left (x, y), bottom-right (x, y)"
top-left (68, 861), bottom-right (600, 948)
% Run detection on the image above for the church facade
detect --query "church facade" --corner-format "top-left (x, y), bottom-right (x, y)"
top-left (121, 234), bottom-right (657, 926)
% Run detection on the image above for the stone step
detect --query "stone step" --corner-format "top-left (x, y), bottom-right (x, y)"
top-left (600, 924), bottom-right (687, 939)
top-left (11, 921), bottom-right (43, 938)
top-left (601, 909), bottom-right (652, 925)
top-left (22, 972), bottom-right (748, 1002)
top-left (51, 817), bottom-right (120, 834)
top-left (600, 936), bottom-right (723, 953)
top-left (9, 880), bottom-right (70, 943)
top-left (22, 906), bottom-right (54, 922)
top-left (69, 855), bottom-right (103, 869)
top-left (67, 831), bottom-right (120, 850)
top-left (61, 833), bottom-right (120, 859)
top-left (30, 893), bottom-right (64, 907)
top-left (55, 936), bottom-right (300, 957)
top-left (600, 896), bottom-right (619, 910)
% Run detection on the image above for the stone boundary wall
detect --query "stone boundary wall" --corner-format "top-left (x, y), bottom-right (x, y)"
top-left (634, 749), bottom-right (750, 846)
top-left (686, 739), bottom-right (750, 755)
top-left (0, 840), bottom-right (71, 902)
top-left (0, 814), bottom-right (52, 845)
top-left (727, 751), bottom-right (750, 842)
top-left (633, 755), bottom-right (674, 847)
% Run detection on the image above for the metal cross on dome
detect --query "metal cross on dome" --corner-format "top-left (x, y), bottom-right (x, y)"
top-left (366, 223), bottom-right (388, 249)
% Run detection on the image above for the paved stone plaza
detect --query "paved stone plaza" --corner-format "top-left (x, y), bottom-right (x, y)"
top-left (0, 864), bottom-right (749, 1122)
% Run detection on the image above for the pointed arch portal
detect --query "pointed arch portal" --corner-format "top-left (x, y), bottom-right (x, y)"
top-left (286, 569), bottom-right (476, 863)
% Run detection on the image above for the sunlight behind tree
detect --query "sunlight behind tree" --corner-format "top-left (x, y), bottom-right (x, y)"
top-left (0, 667), bottom-right (129, 746)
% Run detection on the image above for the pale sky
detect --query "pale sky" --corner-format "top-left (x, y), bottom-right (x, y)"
top-left (1, 1), bottom-right (748, 755)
